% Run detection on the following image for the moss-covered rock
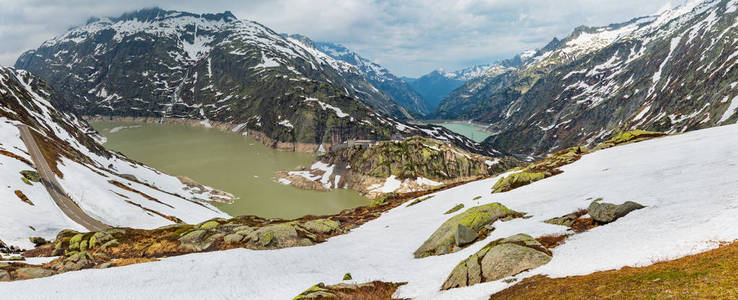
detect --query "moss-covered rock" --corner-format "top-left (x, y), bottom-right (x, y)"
top-left (223, 233), bottom-right (244, 244)
top-left (198, 220), bottom-right (221, 229)
top-left (68, 233), bottom-right (85, 251)
top-left (56, 251), bottom-right (95, 272)
top-left (594, 130), bottom-right (666, 150)
top-left (544, 212), bottom-right (581, 227)
top-left (442, 234), bottom-right (551, 290)
top-left (29, 236), bottom-right (49, 247)
top-left (14, 267), bottom-right (54, 280)
top-left (414, 203), bottom-right (520, 258)
top-left (301, 219), bottom-right (341, 235)
top-left (178, 229), bottom-right (214, 251)
top-left (20, 170), bottom-right (40, 183)
top-left (247, 223), bottom-right (300, 248)
top-left (492, 171), bottom-right (547, 193)
top-left (322, 137), bottom-right (512, 181)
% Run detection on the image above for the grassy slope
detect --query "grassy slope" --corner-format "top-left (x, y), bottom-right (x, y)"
top-left (491, 241), bottom-right (738, 299)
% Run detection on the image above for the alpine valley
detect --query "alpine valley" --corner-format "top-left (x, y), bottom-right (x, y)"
top-left (2, 1), bottom-right (738, 299)
top-left (14, 8), bottom-right (483, 154)
top-left (435, 0), bottom-right (738, 157)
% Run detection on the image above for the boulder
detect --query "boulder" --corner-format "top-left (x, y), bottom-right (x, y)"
top-left (14, 267), bottom-right (54, 280)
top-left (442, 234), bottom-right (551, 290)
top-left (223, 233), bottom-right (244, 244)
top-left (55, 251), bottom-right (95, 272)
top-left (455, 224), bottom-right (479, 246)
top-left (29, 237), bottom-right (49, 247)
top-left (246, 223), bottom-right (301, 248)
top-left (544, 213), bottom-right (580, 227)
top-left (588, 201), bottom-right (645, 223)
top-left (55, 229), bottom-right (80, 241)
top-left (414, 203), bottom-right (519, 258)
top-left (178, 229), bottom-right (221, 252)
top-left (301, 219), bottom-right (341, 235)
top-left (492, 171), bottom-right (547, 193)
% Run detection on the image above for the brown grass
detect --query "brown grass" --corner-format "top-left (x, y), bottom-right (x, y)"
top-left (536, 233), bottom-right (571, 249)
top-left (0, 149), bottom-right (33, 166)
top-left (14, 190), bottom-right (33, 206)
top-left (110, 257), bottom-right (159, 267)
top-left (109, 180), bottom-right (174, 209)
top-left (570, 217), bottom-right (597, 233)
top-left (490, 241), bottom-right (738, 300)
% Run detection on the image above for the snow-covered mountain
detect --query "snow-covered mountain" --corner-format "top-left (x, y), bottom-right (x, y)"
top-left (14, 8), bottom-right (434, 152)
top-left (0, 66), bottom-right (231, 249)
top-left (436, 0), bottom-right (738, 156)
top-left (408, 64), bottom-right (513, 111)
top-left (291, 37), bottom-right (430, 116)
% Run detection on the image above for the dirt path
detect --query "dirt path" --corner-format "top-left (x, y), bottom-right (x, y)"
top-left (18, 125), bottom-right (110, 231)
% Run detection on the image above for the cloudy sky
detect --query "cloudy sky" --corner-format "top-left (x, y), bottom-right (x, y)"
top-left (1, 0), bottom-right (684, 77)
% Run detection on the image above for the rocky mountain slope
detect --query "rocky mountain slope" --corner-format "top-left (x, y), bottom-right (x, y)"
top-left (0, 66), bottom-right (232, 249)
top-left (14, 8), bottom-right (433, 150)
top-left (409, 64), bottom-right (512, 111)
top-left (437, 0), bottom-right (738, 156)
top-left (295, 36), bottom-right (430, 117)
top-left (277, 137), bottom-right (518, 198)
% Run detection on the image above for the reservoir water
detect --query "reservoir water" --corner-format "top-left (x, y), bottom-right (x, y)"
top-left (414, 122), bottom-right (491, 143)
top-left (90, 121), bottom-right (368, 219)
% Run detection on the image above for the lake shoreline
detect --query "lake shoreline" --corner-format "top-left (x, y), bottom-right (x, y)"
top-left (88, 120), bottom-right (369, 219)
top-left (410, 120), bottom-right (493, 142)
top-left (83, 115), bottom-right (331, 154)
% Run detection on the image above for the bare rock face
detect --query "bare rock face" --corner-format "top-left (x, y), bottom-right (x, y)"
top-left (455, 224), bottom-right (479, 247)
top-left (588, 200), bottom-right (645, 223)
top-left (442, 234), bottom-right (551, 290)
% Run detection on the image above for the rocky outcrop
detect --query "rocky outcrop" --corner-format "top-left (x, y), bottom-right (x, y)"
top-left (442, 234), bottom-right (552, 290)
top-left (14, 267), bottom-right (55, 280)
top-left (438, 3), bottom-right (738, 157)
top-left (414, 203), bottom-right (521, 258)
top-left (492, 146), bottom-right (584, 193)
top-left (7, 216), bottom-right (347, 281)
top-left (592, 130), bottom-right (667, 151)
top-left (492, 171), bottom-right (547, 193)
top-left (588, 200), bottom-right (645, 223)
top-left (279, 137), bottom-right (519, 198)
top-left (294, 281), bottom-right (406, 300)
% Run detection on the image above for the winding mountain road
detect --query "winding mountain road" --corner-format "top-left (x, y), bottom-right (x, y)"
top-left (18, 124), bottom-right (110, 231)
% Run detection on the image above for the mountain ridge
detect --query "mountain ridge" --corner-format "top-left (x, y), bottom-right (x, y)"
top-left (435, 0), bottom-right (738, 156)
top-left (14, 8), bottom-right (492, 155)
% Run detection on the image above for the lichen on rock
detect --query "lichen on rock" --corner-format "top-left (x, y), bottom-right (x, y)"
top-left (588, 200), bottom-right (645, 223)
top-left (414, 203), bottom-right (520, 258)
top-left (441, 234), bottom-right (552, 290)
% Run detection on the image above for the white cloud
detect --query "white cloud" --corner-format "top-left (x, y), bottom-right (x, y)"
top-left (0, 0), bottom-right (683, 77)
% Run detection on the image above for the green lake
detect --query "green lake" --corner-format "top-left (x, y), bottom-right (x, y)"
top-left (90, 121), bottom-right (368, 219)
top-left (425, 122), bottom-right (491, 143)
